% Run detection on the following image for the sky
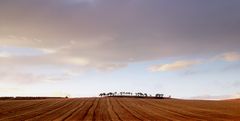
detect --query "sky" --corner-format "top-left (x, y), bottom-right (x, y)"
top-left (0, 0), bottom-right (240, 99)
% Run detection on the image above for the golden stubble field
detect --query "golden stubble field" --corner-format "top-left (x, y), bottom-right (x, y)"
top-left (0, 97), bottom-right (239, 121)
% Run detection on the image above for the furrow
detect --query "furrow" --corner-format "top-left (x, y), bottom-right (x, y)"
top-left (83, 98), bottom-right (100, 121)
top-left (1, 99), bottom-right (67, 121)
top-left (64, 98), bottom-right (96, 121)
top-left (108, 98), bottom-right (122, 121)
top-left (115, 98), bottom-right (143, 121)
top-left (55, 98), bottom-right (89, 121)
top-left (26, 99), bottom-right (78, 121)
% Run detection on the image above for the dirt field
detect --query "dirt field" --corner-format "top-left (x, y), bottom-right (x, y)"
top-left (0, 97), bottom-right (239, 121)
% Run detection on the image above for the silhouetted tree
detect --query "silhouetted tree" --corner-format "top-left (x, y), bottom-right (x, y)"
top-left (135, 93), bottom-right (138, 96)
top-left (107, 92), bottom-right (114, 96)
top-left (139, 92), bottom-right (144, 96)
top-left (144, 93), bottom-right (148, 97)
top-left (155, 94), bottom-right (164, 98)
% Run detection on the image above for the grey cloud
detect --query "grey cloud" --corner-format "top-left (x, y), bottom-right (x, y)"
top-left (0, 0), bottom-right (240, 68)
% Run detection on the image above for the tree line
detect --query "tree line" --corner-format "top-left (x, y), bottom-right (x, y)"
top-left (99, 92), bottom-right (168, 98)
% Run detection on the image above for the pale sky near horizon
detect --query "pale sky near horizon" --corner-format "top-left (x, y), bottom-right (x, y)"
top-left (0, 0), bottom-right (240, 99)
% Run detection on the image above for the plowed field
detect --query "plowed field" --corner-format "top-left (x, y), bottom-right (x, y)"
top-left (0, 97), bottom-right (240, 121)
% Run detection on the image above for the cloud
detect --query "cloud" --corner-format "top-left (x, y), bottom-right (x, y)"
top-left (0, 0), bottom-right (240, 85)
top-left (0, 0), bottom-right (240, 65)
top-left (0, 46), bottom-right (54, 57)
top-left (214, 52), bottom-right (240, 62)
top-left (148, 51), bottom-right (240, 72)
top-left (96, 63), bottom-right (127, 72)
top-left (0, 52), bottom-right (11, 58)
top-left (39, 48), bottom-right (57, 54)
top-left (190, 93), bottom-right (240, 100)
top-left (0, 70), bottom-right (71, 84)
top-left (64, 57), bottom-right (90, 66)
top-left (149, 60), bottom-right (200, 72)
top-left (190, 94), bottom-right (233, 100)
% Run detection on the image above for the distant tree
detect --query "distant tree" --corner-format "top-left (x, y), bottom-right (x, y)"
top-left (135, 93), bottom-right (139, 96)
top-left (101, 93), bottom-right (106, 97)
top-left (107, 92), bottom-right (114, 96)
top-left (144, 93), bottom-right (148, 97)
top-left (139, 92), bottom-right (144, 97)
top-left (155, 94), bottom-right (164, 98)
top-left (120, 92), bottom-right (123, 96)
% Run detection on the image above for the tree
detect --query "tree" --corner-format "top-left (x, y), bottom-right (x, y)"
top-left (107, 92), bottom-right (113, 96)
top-left (144, 93), bottom-right (148, 97)
top-left (120, 92), bottom-right (123, 96)
top-left (155, 94), bottom-right (164, 98)
top-left (138, 92), bottom-right (144, 96)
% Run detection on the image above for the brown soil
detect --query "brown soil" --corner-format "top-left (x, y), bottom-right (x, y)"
top-left (0, 97), bottom-right (239, 121)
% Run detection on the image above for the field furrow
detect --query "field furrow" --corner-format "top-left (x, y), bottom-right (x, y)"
top-left (0, 97), bottom-right (239, 121)
top-left (115, 98), bottom-right (144, 121)
top-left (109, 98), bottom-right (140, 121)
top-left (54, 98), bottom-right (89, 121)
top-left (0, 100), bottom-right (47, 118)
top-left (0, 99), bottom-right (67, 121)
top-left (106, 98), bottom-right (121, 121)
top-left (64, 98), bottom-right (95, 120)
top-left (26, 99), bottom-right (79, 121)
top-left (83, 98), bottom-right (100, 121)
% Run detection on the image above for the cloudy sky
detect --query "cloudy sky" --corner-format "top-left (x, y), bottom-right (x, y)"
top-left (0, 0), bottom-right (240, 99)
